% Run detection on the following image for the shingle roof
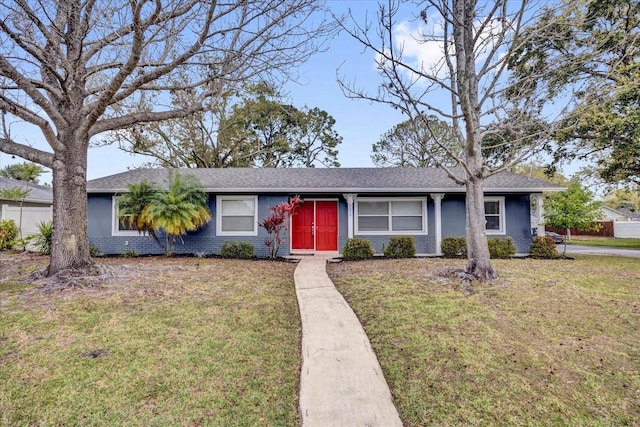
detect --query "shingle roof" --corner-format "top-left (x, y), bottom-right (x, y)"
top-left (0, 177), bottom-right (53, 203)
top-left (601, 205), bottom-right (640, 220)
top-left (87, 167), bottom-right (565, 194)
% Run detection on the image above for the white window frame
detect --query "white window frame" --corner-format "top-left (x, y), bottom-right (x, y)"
top-left (355, 198), bottom-right (427, 235)
top-left (112, 196), bottom-right (143, 236)
top-left (484, 196), bottom-right (506, 235)
top-left (216, 195), bottom-right (259, 236)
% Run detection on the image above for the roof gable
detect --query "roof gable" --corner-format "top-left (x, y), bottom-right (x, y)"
top-left (87, 167), bottom-right (565, 194)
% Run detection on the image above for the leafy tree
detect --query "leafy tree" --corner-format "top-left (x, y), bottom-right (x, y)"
top-left (0, 0), bottom-right (333, 279)
top-left (106, 80), bottom-right (254, 168)
top-left (544, 182), bottom-right (603, 256)
top-left (291, 107), bottom-right (341, 168)
top-left (602, 187), bottom-right (640, 212)
top-left (110, 82), bottom-right (342, 168)
top-left (510, 0), bottom-right (640, 185)
top-left (222, 84), bottom-right (342, 168)
top-left (340, 0), bottom-right (556, 280)
top-left (0, 162), bottom-right (45, 184)
top-left (509, 162), bottom-right (570, 186)
top-left (372, 116), bottom-right (460, 167)
top-left (118, 173), bottom-right (211, 256)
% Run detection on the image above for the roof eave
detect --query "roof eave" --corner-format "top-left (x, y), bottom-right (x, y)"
top-left (88, 186), bottom-right (565, 194)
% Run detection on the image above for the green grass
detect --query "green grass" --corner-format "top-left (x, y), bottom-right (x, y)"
top-left (328, 256), bottom-right (640, 426)
top-left (0, 256), bottom-right (300, 426)
top-left (569, 237), bottom-right (640, 248)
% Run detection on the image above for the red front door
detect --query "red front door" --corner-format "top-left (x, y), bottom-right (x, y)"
top-left (291, 201), bottom-right (338, 252)
top-left (291, 202), bottom-right (314, 250)
top-left (316, 201), bottom-right (338, 251)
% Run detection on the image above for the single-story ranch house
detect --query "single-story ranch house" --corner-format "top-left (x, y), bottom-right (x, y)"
top-left (87, 167), bottom-right (564, 257)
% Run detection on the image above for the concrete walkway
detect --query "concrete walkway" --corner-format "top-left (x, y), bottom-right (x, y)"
top-left (294, 257), bottom-right (402, 427)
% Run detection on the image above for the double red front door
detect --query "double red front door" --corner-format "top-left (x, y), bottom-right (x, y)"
top-left (291, 200), bottom-right (338, 252)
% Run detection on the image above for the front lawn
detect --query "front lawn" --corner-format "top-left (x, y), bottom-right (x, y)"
top-left (328, 256), bottom-right (640, 426)
top-left (569, 237), bottom-right (640, 248)
top-left (0, 254), bottom-right (300, 426)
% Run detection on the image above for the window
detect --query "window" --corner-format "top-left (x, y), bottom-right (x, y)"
top-left (216, 196), bottom-right (258, 236)
top-left (484, 197), bottom-right (505, 234)
top-left (356, 199), bottom-right (426, 234)
top-left (112, 196), bottom-right (141, 236)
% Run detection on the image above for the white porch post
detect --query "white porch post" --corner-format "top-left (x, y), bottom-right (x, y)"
top-left (535, 194), bottom-right (545, 236)
top-left (430, 193), bottom-right (444, 255)
top-left (343, 193), bottom-right (357, 239)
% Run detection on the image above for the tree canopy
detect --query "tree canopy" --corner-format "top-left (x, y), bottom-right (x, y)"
top-left (510, 0), bottom-right (640, 185)
top-left (0, 162), bottom-right (45, 184)
top-left (372, 116), bottom-right (460, 167)
top-left (108, 83), bottom-right (341, 168)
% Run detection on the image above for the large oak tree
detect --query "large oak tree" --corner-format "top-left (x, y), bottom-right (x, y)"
top-left (0, 0), bottom-right (332, 278)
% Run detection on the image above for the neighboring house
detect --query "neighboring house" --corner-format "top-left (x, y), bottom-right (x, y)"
top-left (86, 168), bottom-right (565, 257)
top-left (0, 177), bottom-right (53, 237)
top-left (600, 205), bottom-right (640, 221)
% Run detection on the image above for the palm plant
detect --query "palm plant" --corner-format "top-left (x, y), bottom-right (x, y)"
top-left (120, 172), bottom-right (211, 256)
top-left (144, 172), bottom-right (212, 255)
top-left (118, 181), bottom-right (164, 250)
top-left (32, 220), bottom-right (53, 255)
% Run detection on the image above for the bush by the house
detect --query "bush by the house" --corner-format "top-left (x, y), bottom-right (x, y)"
top-left (342, 238), bottom-right (375, 260)
top-left (487, 237), bottom-right (516, 259)
top-left (221, 241), bottom-right (255, 259)
top-left (529, 236), bottom-right (559, 259)
top-left (0, 219), bottom-right (19, 250)
top-left (441, 236), bottom-right (467, 258)
top-left (383, 236), bottom-right (416, 258)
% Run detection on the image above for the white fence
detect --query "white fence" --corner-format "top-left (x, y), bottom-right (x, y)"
top-left (1, 205), bottom-right (53, 237)
top-left (614, 221), bottom-right (640, 238)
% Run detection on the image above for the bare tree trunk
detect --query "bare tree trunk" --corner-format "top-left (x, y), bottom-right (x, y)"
top-left (465, 177), bottom-right (496, 280)
top-left (48, 135), bottom-right (94, 276)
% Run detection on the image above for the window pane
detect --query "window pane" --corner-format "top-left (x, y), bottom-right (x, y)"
top-left (392, 216), bottom-right (422, 231)
top-left (221, 216), bottom-right (255, 232)
top-left (391, 201), bottom-right (422, 215)
top-left (359, 216), bottom-right (389, 231)
top-left (484, 201), bottom-right (500, 215)
top-left (222, 199), bottom-right (255, 215)
top-left (359, 201), bottom-right (388, 215)
top-left (485, 216), bottom-right (501, 230)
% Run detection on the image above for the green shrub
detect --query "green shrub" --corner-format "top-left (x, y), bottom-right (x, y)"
top-left (441, 236), bottom-right (467, 258)
top-left (122, 249), bottom-right (138, 258)
top-left (529, 236), bottom-right (559, 259)
top-left (0, 219), bottom-right (19, 250)
top-left (488, 237), bottom-right (516, 259)
top-left (31, 220), bottom-right (53, 255)
top-left (383, 236), bottom-right (416, 258)
top-left (342, 238), bottom-right (375, 260)
top-left (221, 241), bottom-right (254, 259)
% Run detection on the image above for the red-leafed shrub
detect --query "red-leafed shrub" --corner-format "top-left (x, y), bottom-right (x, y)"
top-left (259, 195), bottom-right (302, 258)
